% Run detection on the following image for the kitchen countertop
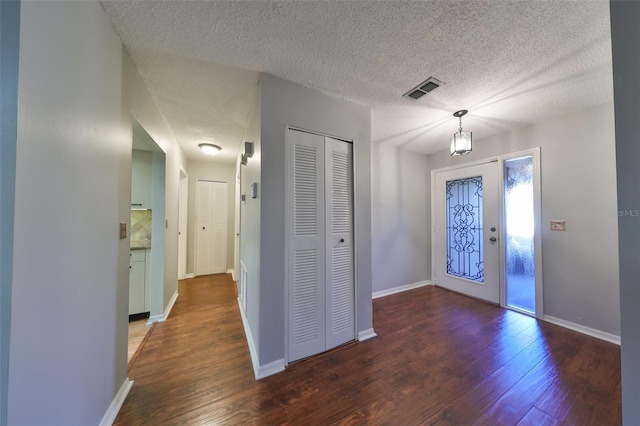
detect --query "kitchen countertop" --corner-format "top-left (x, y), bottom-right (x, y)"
top-left (130, 241), bottom-right (151, 250)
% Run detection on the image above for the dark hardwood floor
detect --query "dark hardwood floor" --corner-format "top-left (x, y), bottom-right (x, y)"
top-left (115, 274), bottom-right (621, 425)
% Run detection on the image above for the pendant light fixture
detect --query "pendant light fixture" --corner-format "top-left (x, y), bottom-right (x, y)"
top-left (199, 143), bottom-right (221, 156)
top-left (450, 109), bottom-right (472, 156)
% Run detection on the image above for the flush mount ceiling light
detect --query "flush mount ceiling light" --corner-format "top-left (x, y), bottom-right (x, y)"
top-left (450, 110), bottom-right (472, 156)
top-left (199, 143), bottom-right (221, 156)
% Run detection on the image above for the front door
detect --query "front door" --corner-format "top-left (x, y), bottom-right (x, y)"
top-left (434, 162), bottom-right (500, 303)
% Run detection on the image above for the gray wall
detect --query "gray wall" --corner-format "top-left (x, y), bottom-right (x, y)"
top-left (150, 151), bottom-right (167, 318)
top-left (610, 2), bottom-right (640, 423)
top-left (7, 2), bottom-right (186, 424)
top-left (123, 42), bottom-right (187, 320)
top-left (186, 160), bottom-right (237, 274)
top-left (0, 2), bottom-right (20, 424)
top-left (371, 143), bottom-right (430, 292)
top-left (239, 81), bottom-right (262, 354)
top-left (428, 102), bottom-right (620, 336)
top-left (259, 74), bottom-right (372, 365)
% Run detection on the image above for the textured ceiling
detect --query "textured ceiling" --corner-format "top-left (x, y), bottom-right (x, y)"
top-left (101, 0), bottom-right (613, 161)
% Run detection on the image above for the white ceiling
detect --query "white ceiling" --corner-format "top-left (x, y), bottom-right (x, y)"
top-left (100, 0), bottom-right (613, 162)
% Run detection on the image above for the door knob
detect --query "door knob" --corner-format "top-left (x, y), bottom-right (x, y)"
top-left (490, 227), bottom-right (496, 232)
top-left (340, 238), bottom-right (345, 243)
top-left (489, 237), bottom-right (497, 242)
top-left (202, 227), bottom-right (205, 230)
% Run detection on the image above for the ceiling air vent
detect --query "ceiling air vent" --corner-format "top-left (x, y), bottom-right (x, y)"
top-left (403, 77), bottom-right (444, 101)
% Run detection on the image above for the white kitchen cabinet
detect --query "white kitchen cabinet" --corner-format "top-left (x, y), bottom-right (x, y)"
top-left (131, 150), bottom-right (153, 209)
top-left (129, 249), bottom-right (147, 315)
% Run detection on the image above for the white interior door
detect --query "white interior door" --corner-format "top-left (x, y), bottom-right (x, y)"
top-left (434, 162), bottom-right (500, 303)
top-left (287, 130), bottom-right (355, 363)
top-left (325, 137), bottom-right (354, 349)
top-left (196, 180), bottom-right (227, 276)
top-left (211, 182), bottom-right (228, 273)
top-left (288, 131), bottom-right (326, 362)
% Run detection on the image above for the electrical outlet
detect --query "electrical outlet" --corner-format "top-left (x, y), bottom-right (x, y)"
top-left (550, 220), bottom-right (566, 231)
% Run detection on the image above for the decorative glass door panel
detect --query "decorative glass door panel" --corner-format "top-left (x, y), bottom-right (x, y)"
top-left (446, 176), bottom-right (484, 282)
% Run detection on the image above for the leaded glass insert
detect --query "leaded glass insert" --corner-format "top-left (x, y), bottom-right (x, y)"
top-left (446, 176), bottom-right (484, 282)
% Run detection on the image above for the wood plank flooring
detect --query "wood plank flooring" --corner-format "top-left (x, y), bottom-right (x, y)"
top-left (128, 319), bottom-right (152, 364)
top-left (115, 274), bottom-right (621, 425)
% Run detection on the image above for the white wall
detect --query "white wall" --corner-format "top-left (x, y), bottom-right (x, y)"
top-left (257, 74), bottom-right (373, 366)
top-left (239, 80), bottom-right (261, 358)
top-left (371, 142), bottom-right (430, 292)
top-left (131, 150), bottom-right (152, 208)
top-left (149, 150), bottom-right (167, 319)
top-left (8, 2), bottom-right (186, 424)
top-left (610, 2), bottom-right (640, 422)
top-left (428, 102), bottom-right (620, 336)
top-left (123, 42), bottom-right (187, 320)
top-left (0, 2), bottom-right (20, 424)
top-left (186, 160), bottom-right (236, 274)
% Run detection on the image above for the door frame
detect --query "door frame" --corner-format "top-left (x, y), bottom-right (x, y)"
top-left (283, 125), bottom-right (357, 364)
top-left (178, 166), bottom-right (188, 280)
top-left (430, 147), bottom-right (543, 319)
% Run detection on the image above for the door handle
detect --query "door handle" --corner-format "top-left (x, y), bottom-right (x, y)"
top-left (489, 237), bottom-right (497, 242)
top-left (339, 238), bottom-right (345, 243)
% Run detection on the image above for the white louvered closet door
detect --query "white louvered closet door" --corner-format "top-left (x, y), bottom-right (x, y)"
top-left (287, 129), bottom-right (354, 363)
top-left (288, 130), bottom-right (326, 362)
top-left (325, 137), bottom-right (354, 349)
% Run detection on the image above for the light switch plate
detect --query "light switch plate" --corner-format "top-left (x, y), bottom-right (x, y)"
top-left (550, 220), bottom-right (566, 231)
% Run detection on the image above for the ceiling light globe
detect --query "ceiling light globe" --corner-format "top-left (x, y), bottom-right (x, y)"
top-left (199, 143), bottom-right (221, 156)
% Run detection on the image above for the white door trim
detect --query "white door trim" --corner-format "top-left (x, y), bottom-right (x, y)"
top-left (430, 147), bottom-right (543, 318)
top-left (178, 166), bottom-right (188, 280)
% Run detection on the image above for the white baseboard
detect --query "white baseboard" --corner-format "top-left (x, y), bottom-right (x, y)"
top-left (543, 315), bottom-right (621, 345)
top-left (237, 298), bottom-right (261, 378)
top-left (185, 273), bottom-right (195, 279)
top-left (372, 280), bottom-right (432, 299)
top-left (256, 358), bottom-right (285, 380)
top-left (146, 314), bottom-right (163, 325)
top-left (358, 328), bottom-right (377, 341)
top-left (227, 268), bottom-right (234, 275)
top-left (99, 378), bottom-right (133, 426)
top-left (236, 298), bottom-right (285, 380)
top-left (164, 290), bottom-right (179, 320)
top-left (146, 291), bottom-right (179, 325)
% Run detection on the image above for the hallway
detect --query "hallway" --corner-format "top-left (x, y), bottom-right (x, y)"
top-left (116, 275), bottom-right (621, 425)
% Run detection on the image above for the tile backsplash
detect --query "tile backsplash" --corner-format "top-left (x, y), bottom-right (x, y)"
top-left (131, 209), bottom-right (152, 247)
